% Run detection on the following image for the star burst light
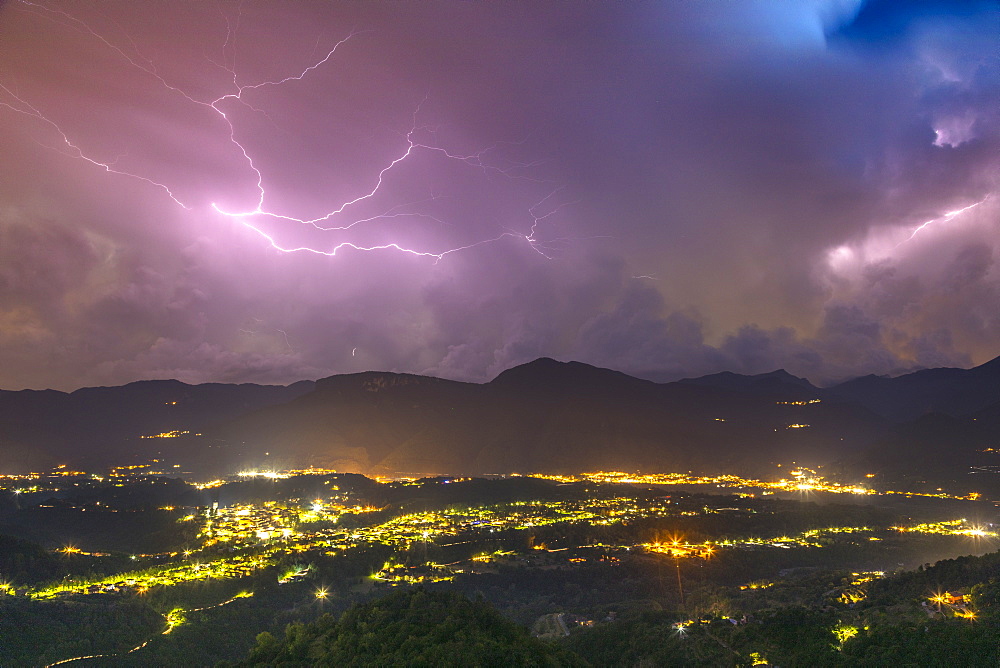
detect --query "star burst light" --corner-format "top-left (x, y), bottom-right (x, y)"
top-left (2, 1), bottom-right (577, 263)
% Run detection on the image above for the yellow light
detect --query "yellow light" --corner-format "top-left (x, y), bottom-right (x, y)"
top-left (832, 624), bottom-right (859, 645)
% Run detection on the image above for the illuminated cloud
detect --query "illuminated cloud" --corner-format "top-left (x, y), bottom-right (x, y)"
top-left (0, 0), bottom-right (996, 390)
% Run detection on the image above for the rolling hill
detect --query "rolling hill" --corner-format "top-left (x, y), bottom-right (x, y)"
top-left (1, 355), bottom-right (998, 483)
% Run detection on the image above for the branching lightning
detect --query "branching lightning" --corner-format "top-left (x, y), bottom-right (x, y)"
top-left (0, 81), bottom-right (190, 208)
top-left (2, 1), bottom-right (575, 262)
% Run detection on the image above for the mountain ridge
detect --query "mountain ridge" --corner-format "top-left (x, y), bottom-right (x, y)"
top-left (0, 356), bottom-right (997, 486)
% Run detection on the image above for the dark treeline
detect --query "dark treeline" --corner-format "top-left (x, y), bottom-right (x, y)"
top-left (0, 597), bottom-right (162, 666)
top-left (238, 588), bottom-right (582, 667)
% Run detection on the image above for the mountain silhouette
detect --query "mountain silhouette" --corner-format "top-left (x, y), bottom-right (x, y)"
top-left (1, 356), bottom-right (997, 484)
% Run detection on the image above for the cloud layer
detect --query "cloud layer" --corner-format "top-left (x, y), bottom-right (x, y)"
top-left (0, 0), bottom-right (997, 390)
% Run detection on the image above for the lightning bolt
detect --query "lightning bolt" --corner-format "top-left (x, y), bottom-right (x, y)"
top-left (896, 195), bottom-right (991, 246)
top-left (276, 329), bottom-right (292, 351)
top-left (3, 1), bottom-right (576, 262)
top-left (239, 320), bottom-right (294, 352)
top-left (0, 81), bottom-right (190, 208)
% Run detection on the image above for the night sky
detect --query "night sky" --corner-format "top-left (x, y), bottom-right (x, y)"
top-left (1, 0), bottom-right (997, 391)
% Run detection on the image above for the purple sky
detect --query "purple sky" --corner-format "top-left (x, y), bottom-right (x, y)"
top-left (0, 0), bottom-right (997, 391)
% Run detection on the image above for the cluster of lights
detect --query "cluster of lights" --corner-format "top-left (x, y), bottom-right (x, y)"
top-left (666, 618), bottom-right (864, 658)
top-left (109, 461), bottom-right (180, 476)
top-left (21, 494), bottom-right (706, 599)
top-left (29, 481), bottom-right (995, 603)
top-left (233, 469), bottom-right (331, 480)
top-left (356, 497), bottom-right (684, 549)
top-left (571, 469), bottom-right (983, 501)
top-left (48, 468), bottom-right (87, 477)
top-left (928, 591), bottom-right (978, 620)
top-left (0, 462), bottom-right (986, 503)
top-left (236, 470), bottom-right (286, 479)
top-left (16, 467), bottom-right (997, 616)
top-left (892, 519), bottom-right (995, 538)
top-left (835, 571), bottom-right (885, 604)
top-left (509, 473), bottom-right (579, 483)
top-left (576, 469), bottom-right (877, 496)
top-left (278, 565), bottom-right (311, 584)
top-left (60, 546), bottom-right (110, 557)
top-left (715, 526), bottom-right (864, 551)
top-left (643, 540), bottom-right (715, 559)
top-left (850, 571), bottom-right (884, 585)
top-left (470, 550), bottom-right (516, 563)
top-left (0, 473), bottom-right (41, 481)
top-left (832, 624), bottom-right (860, 646)
top-left (371, 560), bottom-right (461, 586)
top-left (1, 461), bottom-right (195, 495)
top-left (32, 551), bottom-right (273, 599)
top-left (204, 502), bottom-right (300, 547)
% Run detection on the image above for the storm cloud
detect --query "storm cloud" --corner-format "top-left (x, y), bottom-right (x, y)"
top-left (0, 0), bottom-right (996, 390)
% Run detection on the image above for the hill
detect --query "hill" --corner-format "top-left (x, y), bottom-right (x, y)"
top-left (211, 358), bottom-right (884, 477)
top-left (825, 355), bottom-right (1000, 421)
top-left (0, 380), bottom-right (314, 472)
top-left (2, 355), bottom-right (999, 480)
top-left (240, 588), bottom-right (582, 667)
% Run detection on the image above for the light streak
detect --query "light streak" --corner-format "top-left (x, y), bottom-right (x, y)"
top-left (4, 1), bottom-right (576, 262)
top-left (0, 81), bottom-right (190, 208)
top-left (897, 195), bottom-right (991, 246)
top-left (43, 592), bottom-right (253, 666)
top-left (276, 329), bottom-right (292, 351)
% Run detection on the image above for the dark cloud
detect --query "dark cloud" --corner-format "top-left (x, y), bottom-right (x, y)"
top-left (944, 242), bottom-right (993, 291)
top-left (0, 213), bottom-right (96, 308)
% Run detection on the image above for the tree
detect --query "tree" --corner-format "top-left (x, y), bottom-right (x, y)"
top-left (239, 588), bottom-right (586, 666)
